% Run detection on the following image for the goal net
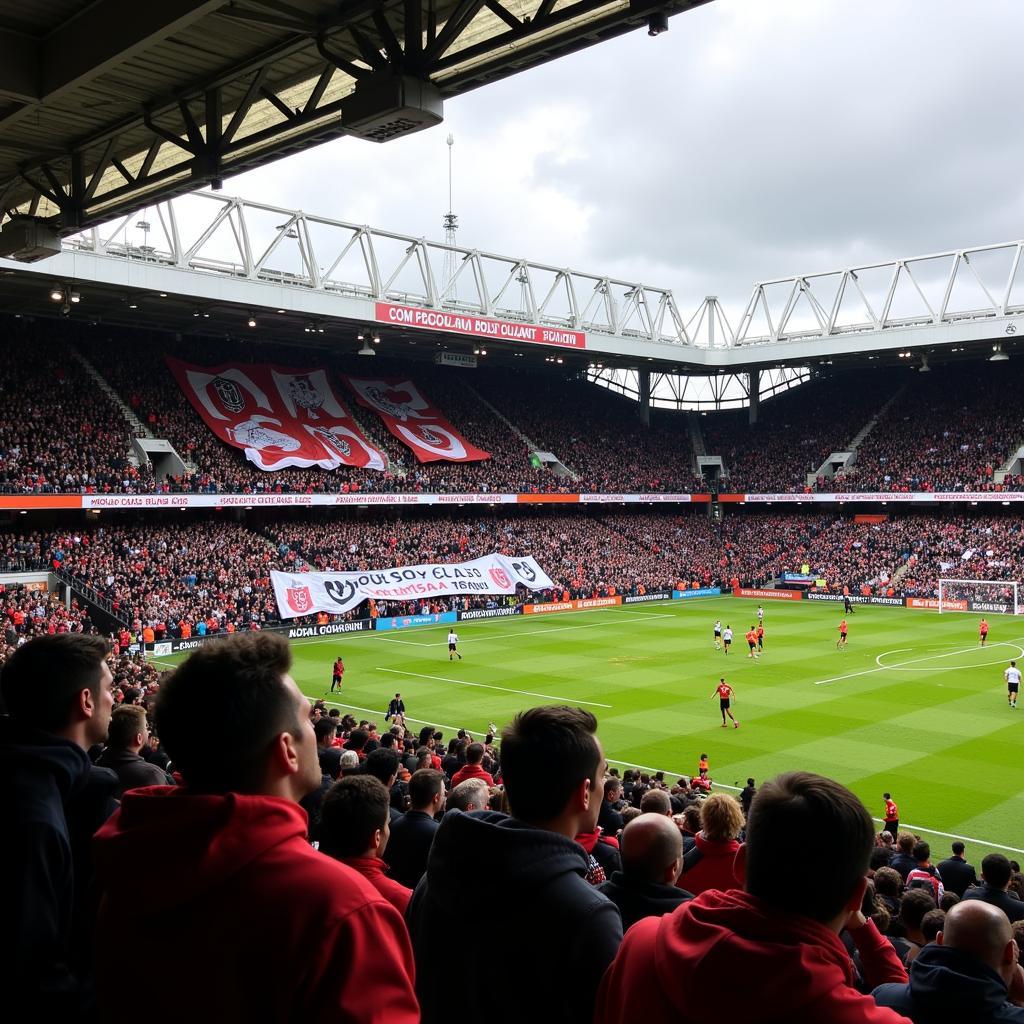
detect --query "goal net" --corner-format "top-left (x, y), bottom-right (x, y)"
top-left (937, 578), bottom-right (1021, 615)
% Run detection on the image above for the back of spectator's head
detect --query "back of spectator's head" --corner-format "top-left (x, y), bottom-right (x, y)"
top-left (347, 728), bottom-right (368, 751)
top-left (465, 742), bottom-right (484, 765)
top-left (447, 778), bottom-right (490, 812)
top-left (314, 718), bottom-right (336, 745)
top-left (873, 866), bottom-right (903, 900)
top-left (870, 848), bottom-right (893, 872)
top-left (940, 900), bottom-right (1015, 982)
top-left (900, 888), bottom-right (936, 930)
top-left (155, 633), bottom-right (313, 795)
top-left (621, 806), bottom-right (642, 827)
top-left (1012, 921), bottom-right (1024, 967)
top-left (744, 772), bottom-right (874, 924)
top-left (319, 776), bottom-right (390, 860)
top-left (379, 732), bottom-right (395, 749)
top-left (951, 841), bottom-right (965, 856)
top-left (912, 841), bottom-right (931, 864)
top-left (981, 853), bottom-right (1013, 889)
top-left (640, 788), bottom-right (672, 816)
top-left (107, 704), bottom-right (147, 751)
top-left (620, 813), bottom-right (683, 885)
top-left (921, 908), bottom-right (946, 943)
top-left (747, 778), bottom-right (755, 788)
top-left (1, 633), bottom-right (111, 738)
top-left (339, 750), bottom-right (360, 772)
top-left (939, 891), bottom-right (960, 912)
top-left (363, 747), bottom-right (399, 786)
top-left (896, 831), bottom-right (916, 854)
top-left (500, 706), bottom-right (602, 826)
top-left (409, 768), bottom-right (445, 810)
top-left (682, 805), bottom-right (702, 833)
top-left (700, 793), bottom-right (744, 842)
top-left (121, 686), bottom-right (141, 706)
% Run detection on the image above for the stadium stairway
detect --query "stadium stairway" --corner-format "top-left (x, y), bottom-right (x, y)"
top-left (995, 440), bottom-right (1024, 484)
top-left (463, 380), bottom-right (580, 480)
top-left (71, 347), bottom-right (153, 442)
top-left (847, 384), bottom-right (907, 451)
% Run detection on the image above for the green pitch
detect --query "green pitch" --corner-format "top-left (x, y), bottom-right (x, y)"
top-left (159, 597), bottom-right (1024, 854)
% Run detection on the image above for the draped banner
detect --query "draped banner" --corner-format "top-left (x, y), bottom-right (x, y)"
top-left (271, 554), bottom-right (555, 618)
top-left (345, 376), bottom-right (490, 463)
top-left (168, 358), bottom-right (386, 472)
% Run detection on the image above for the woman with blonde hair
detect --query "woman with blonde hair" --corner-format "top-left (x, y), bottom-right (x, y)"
top-left (676, 792), bottom-right (745, 895)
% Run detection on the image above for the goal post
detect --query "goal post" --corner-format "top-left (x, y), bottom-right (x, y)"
top-left (937, 578), bottom-right (1021, 615)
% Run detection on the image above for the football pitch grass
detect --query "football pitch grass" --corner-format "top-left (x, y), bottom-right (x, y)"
top-left (159, 597), bottom-right (1024, 854)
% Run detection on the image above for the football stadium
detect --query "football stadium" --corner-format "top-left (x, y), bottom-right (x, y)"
top-left (3, 1), bottom-right (1024, 1021)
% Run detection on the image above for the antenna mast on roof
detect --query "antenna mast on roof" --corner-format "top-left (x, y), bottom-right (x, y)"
top-left (442, 133), bottom-right (458, 299)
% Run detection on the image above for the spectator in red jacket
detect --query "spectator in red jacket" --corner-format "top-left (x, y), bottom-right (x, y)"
top-left (449, 742), bottom-right (495, 788)
top-left (596, 771), bottom-right (911, 1024)
top-left (91, 633), bottom-right (418, 1023)
top-left (319, 775), bottom-right (413, 916)
top-left (676, 793), bottom-right (744, 896)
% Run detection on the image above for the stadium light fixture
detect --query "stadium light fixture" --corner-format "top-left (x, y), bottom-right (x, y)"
top-left (159, 292), bottom-right (168, 298)
top-left (372, 333), bottom-right (380, 344)
top-left (990, 344), bottom-right (1009, 362)
top-left (247, 314), bottom-right (257, 328)
top-left (69, 291), bottom-right (81, 303)
top-left (49, 284), bottom-right (63, 302)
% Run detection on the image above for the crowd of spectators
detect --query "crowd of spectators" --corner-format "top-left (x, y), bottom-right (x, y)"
top-left (5, 319), bottom-right (1024, 498)
top-left (2, 510), bottom-right (1024, 638)
top-left (823, 363), bottom-right (1024, 493)
top-left (0, 327), bottom-right (152, 494)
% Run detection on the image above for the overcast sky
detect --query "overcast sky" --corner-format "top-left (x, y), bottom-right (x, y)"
top-left (212, 0), bottom-right (1023, 325)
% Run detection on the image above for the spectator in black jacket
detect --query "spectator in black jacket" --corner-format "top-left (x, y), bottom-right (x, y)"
top-left (873, 900), bottom-right (1024, 1023)
top-left (598, 813), bottom-right (693, 930)
top-left (0, 634), bottom-right (116, 1015)
top-left (891, 832), bottom-right (918, 881)
top-left (598, 776), bottom-right (625, 836)
top-left (938, 842), bottom-right (979, 899)
top-left (407, 706), bottom-right (623, 1024)
top-left (740, 778), bottom-right (757, 817)
top-left (95, 704), bottom-right (173, 796)
top-left (962, 855), bottom-right (1024, 923)
top-left (384, 768), bottom-right (445, 889)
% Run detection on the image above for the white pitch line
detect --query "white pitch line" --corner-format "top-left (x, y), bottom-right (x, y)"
top-left (376, 667), bottom-right (612, 708)
top-left (814, 640), bottom-right (1024, 687)
top-left (378, 611), bottom-right (674, 649)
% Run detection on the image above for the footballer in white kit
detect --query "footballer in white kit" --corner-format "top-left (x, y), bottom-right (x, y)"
top-left (1006, 660), bottom-right (1021, 709)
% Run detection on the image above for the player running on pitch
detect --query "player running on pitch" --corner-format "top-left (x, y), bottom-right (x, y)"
top-left (745, 626), bottom-right (760, 659)
top-left (722, 625), bottom-right (733, 654)
top-left (711, 677), bottom-right (739, 728)
top-left (1006, 660), bottom-right (1021, 709)
top-left (448, 628), bottom-right (463, 660)
top-left (329, 656), bottom-right (344, 693)
top-left (713, 619), bottom-right (722, 650)
top-left (756, 623), bottom-right (765, 653)
top-left (979, 618), bottom-right (989, 647)
top-left (836, 618), bottom-right (848, 650)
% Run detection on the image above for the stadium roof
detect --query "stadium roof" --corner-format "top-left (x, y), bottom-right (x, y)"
top-left (0, 0), bottom-right (710, 234)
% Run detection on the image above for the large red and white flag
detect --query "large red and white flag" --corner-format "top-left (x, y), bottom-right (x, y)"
top-left (167, 358), bottom-right (386, 472)
top-left (344, 376), bottom-right (490, 463)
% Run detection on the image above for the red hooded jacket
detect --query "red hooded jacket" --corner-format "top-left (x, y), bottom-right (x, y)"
top-left (677, 831), bottom-right (742, 895)
top-left (93, 787), bottom-right (418, 1023)
top-left (596, 889), bottom-right (910, 1024)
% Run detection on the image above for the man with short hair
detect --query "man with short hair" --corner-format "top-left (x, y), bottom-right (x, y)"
top-left (598, 813), bottom-right (693, 930)
top-left (363, 746), bottom-right (405, 825)
top-left (599, 776), bottom-right (625, 836)
top-left (409, 706), bottom-right (623, 1024)
top-left (938, 842), bottom-right (978, 899)
top-left (873, 900), bottom-right (1024, 1022)
top-left (315, 717), bottom-right (343, 780)
top-left (595, 772), bottom-right (909, 1024)
top-left (447, 777), bottom-right (491, 813)
top-left (906, 842), bottom-right (944, 903)
top-left (740, 778), bottom-right (757, 817)
top-left (96, 704), bottom-right (173, 796)
top-left (320, 775), bottom-right (412, 915)
top-left (0, 634), bottom-right (117, 1013)
top-left (449, 742), bottom-right (495, 788)
top-left (384, 767), bottom-right (445, 889)
top-left (91, 633), bottom-right (418, 1022)
top-left (891, 832), bottom-right (918, 881)
top-left (962, 854), bottom-right (1024, 923)
top-left (640, 788), bottom-right (672, 816)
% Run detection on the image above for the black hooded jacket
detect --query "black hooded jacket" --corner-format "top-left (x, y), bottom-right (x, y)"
top-left (0, 718), bottom-right (117, 1012)
top-left (408, 810), bottom-right (623, 1024)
